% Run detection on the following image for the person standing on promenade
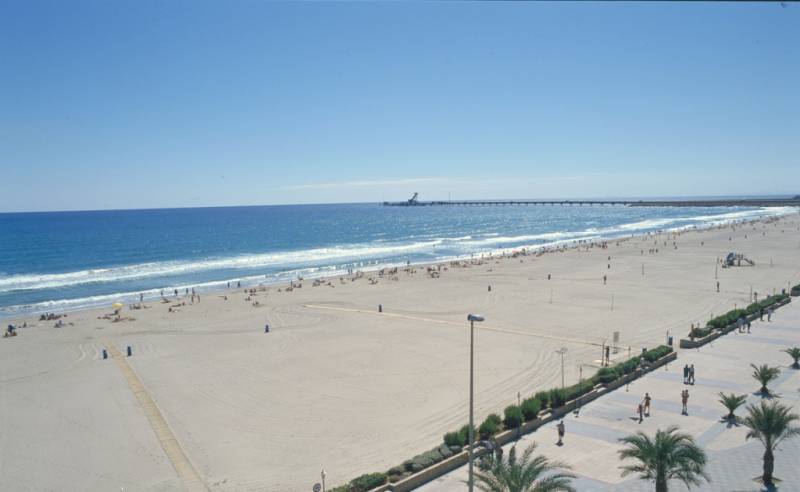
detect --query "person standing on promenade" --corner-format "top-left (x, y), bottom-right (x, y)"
top-left (689, 364), bottom-right (695, 385)
top-left (681, 389), bottom-right (689, 415)
top-left (644, 393), bottom-right (652, 416)
top-left (556, 420), bottom-right (565, 445)
top-left (637, 403), bottom-right (644, 423)
top-left (768, 306), bottom-right (774, 321)
top-left (683, 364), bottom-right (689, 384)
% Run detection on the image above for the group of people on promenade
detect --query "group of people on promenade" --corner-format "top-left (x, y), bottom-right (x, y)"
top-left (683, 364), bottom-right (696, 385)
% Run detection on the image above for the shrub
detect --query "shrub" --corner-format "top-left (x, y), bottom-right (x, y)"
top-left (595, 367), bottom-right (619, 384)
top-left (503, 404), bottom-right (523, 429)
top-left (460, 424), bottom-right (475, 443)
top-left (690, 325), bottom-right (713, 338)
top-left (478, 413), bottom-right (502, 438)
top-left (520, 397), bottom-right (541, 421)
top-left (349, 472), bottom-right (387, 492)
top-left (791, 284), bottom-right (800, 296)
top-left (443, 430), bottom-right (464, 447)
top-left (549, 388), bottom-right (567, 408)
top-left (563, 380), bottom-right (593, 401)
top-left (534, 390), bottom-right (550, 409)
top-left (642, 345), bottom-right (672, 363)
top-left (616, 356), bottom-right (641, 375)
top-left (708, 308), bottom-right (746, 329)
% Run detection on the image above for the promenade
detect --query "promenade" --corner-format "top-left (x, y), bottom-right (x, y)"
top-left (419, 299), bottom-right (800, 491)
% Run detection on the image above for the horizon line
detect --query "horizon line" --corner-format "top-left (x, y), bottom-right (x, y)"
top-left (0, 192), bottom-right (797, 215)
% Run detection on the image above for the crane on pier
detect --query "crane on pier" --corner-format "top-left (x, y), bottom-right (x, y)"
top-left (407, 192), bottom-right (419, 205)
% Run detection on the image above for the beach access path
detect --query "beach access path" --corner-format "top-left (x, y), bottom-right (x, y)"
top-left (418, 298), bottom-right (800, 491)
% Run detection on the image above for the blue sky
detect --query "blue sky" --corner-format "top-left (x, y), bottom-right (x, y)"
top-left (1, 1), bottom-right (798, 212)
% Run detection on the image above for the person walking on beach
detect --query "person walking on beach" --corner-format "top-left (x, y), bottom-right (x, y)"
top-left (683, 364), bottom-right (689, 384)
top-left (644, 393), bottom-right (652, 416)
top-left (689, 364), bottom-right (695, 385)
top-left (681, 389), bottom-right (689, 415)
top-left (716, 281), bottom-right (720, 293)
top-left (556, 420), bottom-right (565, 445)
top-left (637, 402), bottom-right (644, 423)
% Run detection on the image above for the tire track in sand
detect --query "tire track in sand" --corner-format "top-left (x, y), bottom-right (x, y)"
top-left (104, 340), bottom-right (208, 492)
top-left (303, 304), bottom-right (606, 347)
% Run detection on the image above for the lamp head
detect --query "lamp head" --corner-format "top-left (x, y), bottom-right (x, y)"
top-left (467, 314), bottom-right (485, 322)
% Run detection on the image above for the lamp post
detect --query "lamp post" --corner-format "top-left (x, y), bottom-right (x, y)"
top-left (467, 313), bottom-right (484, 492)
top-left (556, 347), bottom-right (567, 389)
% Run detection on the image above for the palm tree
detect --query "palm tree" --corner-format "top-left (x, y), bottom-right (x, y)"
top-left (718, 392), bottom-right (747, 421)
top-left (742, 401), bottom-right (800, 487)
top-left (618, 426), bottom-right (709, 492)
top-left (473, 442), bottom-right (576, 492)
top-left (784, 347), bottom-right (800, 369)
top-left (751, 364), bottom-right (781, 395)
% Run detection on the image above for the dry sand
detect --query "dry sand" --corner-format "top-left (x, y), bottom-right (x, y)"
top-left (1, 212), bottom-right (799, 491)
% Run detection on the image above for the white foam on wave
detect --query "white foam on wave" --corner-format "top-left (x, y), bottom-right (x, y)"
top-left (0, 239), bottom-right (452, 293)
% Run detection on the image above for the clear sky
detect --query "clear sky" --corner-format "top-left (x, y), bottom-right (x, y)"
top-left (1, 1), bottom-right (798, 212)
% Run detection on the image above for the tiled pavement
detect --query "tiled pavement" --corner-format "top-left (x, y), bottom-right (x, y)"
top-left (417, 301), bottom-right (800, 491)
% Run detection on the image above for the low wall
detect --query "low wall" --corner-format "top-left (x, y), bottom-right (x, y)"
top-left (388, 351), bottom-right (676, 491)
top-left (679, 297), bottom-right (791, 349)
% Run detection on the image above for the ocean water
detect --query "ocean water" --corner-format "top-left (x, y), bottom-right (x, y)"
top-left (0, 203), bottom-right (793, 317)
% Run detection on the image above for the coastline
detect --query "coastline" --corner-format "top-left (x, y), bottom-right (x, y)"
top-left (2, 206), bottom-right (795, 321)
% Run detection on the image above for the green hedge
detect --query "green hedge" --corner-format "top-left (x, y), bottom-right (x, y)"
top-left (705, 294), bottom-right (789, 331)
top-left (520, 397), bottom-right (541, 421)
top-left (479, 413), bottom-right (502, 439)
top-left (331, 472), bottom-right (388, 492)
top-left (350, 473), bottom-right (387, 492)
top-left (642, 345), bottom-right (672, 363)
top-left (595, 367), bottom-right (619, 384)
top-left (791, 284), bottom-right (800, 297)
top-left (534, 390), bottom-right (550, 409)
top-left (503, 405), bottom-right (523, 429)
top-left (443, 424), bottom-right (474, 447)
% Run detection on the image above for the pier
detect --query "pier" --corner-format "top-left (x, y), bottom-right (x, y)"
top-left (382, 194), bottom-right (800, 208)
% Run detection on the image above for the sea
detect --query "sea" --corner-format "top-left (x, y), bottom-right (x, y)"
top-left (0, 202), bottom-right (795, 318)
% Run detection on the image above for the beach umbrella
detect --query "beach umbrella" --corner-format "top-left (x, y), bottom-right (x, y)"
top-left (112, 302), bottom-right (124, 310)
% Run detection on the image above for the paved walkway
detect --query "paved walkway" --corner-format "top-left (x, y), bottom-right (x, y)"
top-left (418, 301), bottom-right (800, 491)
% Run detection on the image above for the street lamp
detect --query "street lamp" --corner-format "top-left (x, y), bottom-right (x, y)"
top-left (555, 347), bottom-right (567, 389)
top-left (467, 313), bottom-right (484, 492)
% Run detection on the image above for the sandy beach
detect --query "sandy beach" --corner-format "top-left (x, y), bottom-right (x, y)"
top-left (2, 212), bottom-right (799, 491)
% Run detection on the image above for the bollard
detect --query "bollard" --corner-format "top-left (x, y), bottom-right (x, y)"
top-left (127, 345), bottom-right (132, 357)
top-left (102, 349), bottom-right (108, 360)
